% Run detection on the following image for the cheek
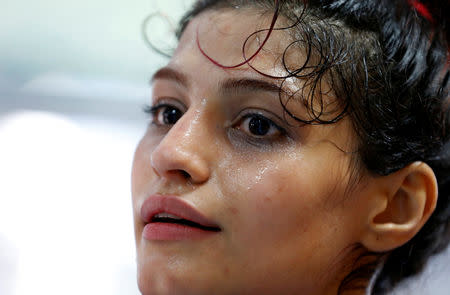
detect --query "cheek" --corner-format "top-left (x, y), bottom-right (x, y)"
top-left (131, 139), bottom-right (144, 186)
top-left (216, 143), bottom-right (353, 252)
top-left (131, 139), bottom-right (148, 200)
top-left (214, 152), bottom-right (354, 289)
top-left (131, 135), bottom-right (159, 195)
top-left (249, 164), bottom-right (319, 233)
top-left (131, 134), bottom-right (162, 221)
top-left (218, 153), bottom-right (328, 244)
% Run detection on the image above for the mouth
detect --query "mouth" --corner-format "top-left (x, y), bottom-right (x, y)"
top-left (151, 213), bottom-right (221, 232)
top-left (140, 195), bottom-right (221, 241)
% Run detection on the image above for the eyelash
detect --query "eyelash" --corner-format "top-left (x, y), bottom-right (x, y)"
top-left (143, 103), bottom-right (287, 141)
top-left (236, 113), bottom-right (286, 138)
top-left (143, 103), bottom-right (182, 127)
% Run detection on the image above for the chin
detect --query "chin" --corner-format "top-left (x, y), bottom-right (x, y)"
top-left (137, 264), bottom-right (201, 295)
top-left (137, 270), bottom-right (176, 295)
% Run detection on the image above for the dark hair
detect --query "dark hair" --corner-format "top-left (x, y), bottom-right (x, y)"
top-left (150, 0), bottom-right (449, 293)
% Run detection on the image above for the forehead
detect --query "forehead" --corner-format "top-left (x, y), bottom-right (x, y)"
top-left (167, 8), bottom-right (341, 124)
top-left (174, 9), bottom-right (302, 78)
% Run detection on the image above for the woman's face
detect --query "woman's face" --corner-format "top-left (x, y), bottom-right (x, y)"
top-left (132, 9), bottom-right (375, 295)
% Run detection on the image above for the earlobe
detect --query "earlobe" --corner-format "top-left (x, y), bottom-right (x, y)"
top-left (361, 162), bottom-right (438, 252)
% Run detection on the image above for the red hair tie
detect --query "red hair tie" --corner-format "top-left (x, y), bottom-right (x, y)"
top-left (408, 0), bottom-right (434, 23)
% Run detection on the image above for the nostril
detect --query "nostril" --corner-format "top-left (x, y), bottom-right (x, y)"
top-left (167, 169), bottom-right (191, 180)
top-left (180, 170), bottom-right (191, 179)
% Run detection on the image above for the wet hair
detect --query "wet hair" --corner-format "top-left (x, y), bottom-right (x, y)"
top-left (149, 0), bottom-right (449, 293)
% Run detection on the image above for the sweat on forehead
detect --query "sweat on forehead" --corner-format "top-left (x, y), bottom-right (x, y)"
top-left (178, 8), bottom-right (352, 124)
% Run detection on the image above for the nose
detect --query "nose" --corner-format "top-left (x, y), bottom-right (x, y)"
top-left (150, 110), bottom-right (212, 184)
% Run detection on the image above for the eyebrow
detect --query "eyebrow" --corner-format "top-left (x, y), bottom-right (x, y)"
top-left (151, 67), bottom-right (282, 95)
top-left (219, 78), bottom-right (281, 95)
top-left (151, 67), bottom-right (189, 87)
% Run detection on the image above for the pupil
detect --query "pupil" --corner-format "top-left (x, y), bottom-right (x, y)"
top-left (163, 107), bottom-right (181, 124)
top-left (249, 117), bottom-right (270, 136)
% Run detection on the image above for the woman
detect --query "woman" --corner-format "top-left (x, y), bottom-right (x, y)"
top-left (132, 0), bottom-right (449, 294)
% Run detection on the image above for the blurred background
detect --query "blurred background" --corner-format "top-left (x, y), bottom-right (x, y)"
top-left (0, 0), bottom-right (448, 294)
top-left (0, 0), bottom-right (192, 294)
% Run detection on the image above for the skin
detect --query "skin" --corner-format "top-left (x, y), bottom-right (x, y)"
top-left (131, 8), bottom-right (437, 295)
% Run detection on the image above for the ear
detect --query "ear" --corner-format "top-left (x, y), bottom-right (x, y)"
top-left (360, 162), bottom-right (438, 252)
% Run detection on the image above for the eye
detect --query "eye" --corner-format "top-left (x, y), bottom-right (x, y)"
top-left (145, 104), bottom-right (183, 126)
top-left (238, 114), bottom-right (283, 138)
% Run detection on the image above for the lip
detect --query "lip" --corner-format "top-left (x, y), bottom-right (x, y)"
top-left (140, 194), bottom-right (221, 241)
